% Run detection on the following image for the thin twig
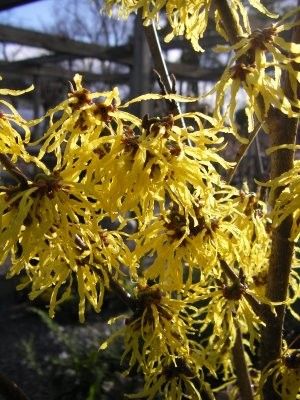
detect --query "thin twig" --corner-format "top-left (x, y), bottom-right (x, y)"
top-left (254, 134), bottom-right (265, 176)
top-left (143, 20), bottom-right (186, 128)
top-left (232, 318), bottom-right (255, 400)
top-left (153, 69), bottom-right (179, 116)
top-left (108, 275), bottom-right (137, 311)
top-left (0, 154), bottom-right (28, 188)
top-left (0, 372), bottom-right (29, 400)
top-left (227, 122), bottom-right (262, 184)
top-left (143, 22), bottom-right (174, 93)
top-left (218, 257), bottom-right (240, 283)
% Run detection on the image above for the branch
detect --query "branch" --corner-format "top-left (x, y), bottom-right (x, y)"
top-left (108, 274), bottom-right (138, 311)
top-left (227, 122), bottom-right (262, 184)
top-left (215, 1), bottom-right (300, 398)
top-left (232, 318), bottom-right (254, 400)
top-left (0, 154), bottom-right (29, 189)
top-left (142, 20), bottom-right (186, 127)
top-left (260, 6), bottom-right (300, 398)
top-left (0, 372), bottom-right (29, 400)
top-left (218, 258), bottom-right (254, 399)
top-left (214, 0), bottom-right (243, 45)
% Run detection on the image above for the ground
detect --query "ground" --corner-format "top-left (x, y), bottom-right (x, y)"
top-left (0, 276), bottom-right (137, 400)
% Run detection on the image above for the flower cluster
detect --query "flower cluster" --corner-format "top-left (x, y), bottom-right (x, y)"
top-left (103, 0), bottom-right (276, 51)
top-left (267, 160), bottom-right (300, 242)
top-left (0, 68), bottom-right (292, 398)
top-left (1, 0), bottom-right (300, 393)
top-left (259, 345), bottom-right (300, 399)
top-left (211, 9), bottom-right (300, 133)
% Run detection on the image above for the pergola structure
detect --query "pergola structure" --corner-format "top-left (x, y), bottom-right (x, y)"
top-left (0, 0), bottom-right (227, 115)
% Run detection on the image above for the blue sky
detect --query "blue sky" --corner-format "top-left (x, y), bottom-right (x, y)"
top-left (0, 0), bottom-right (65, 31)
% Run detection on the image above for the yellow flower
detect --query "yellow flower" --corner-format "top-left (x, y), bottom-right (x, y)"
top-left (38, 75), bottom-right (226, 221)
top-left (101, 284), bottom-right (201, 373)
top-left (221, 189), bottom-right (271, 299)
top-left (190, 267), bottom-right (265, 360)
top-left (81, 109), bottom-right (231, 220)
top-left (4, 179), bottom-right (130, 321)
top-left (132, 195), bottom-right (236, 289)
top-left (211, 10), bottom-right (300, 135)
top-left (36, 74), bottom-right (121, 169)
top-left (102, 0), bottom-right (276, 51)
top-left (16, 237), bottom-right (112, 323)
top-left (268, 160), bottom-right (300, 242)
top-left (131, 185), bottom-right (271, 295)
top-left (128, 355), bottom-right (208, 400)
top-left (0, 77), bottom-right (36, 160)
top-left (1, 146), bottom-right (131, 321)
top-left (259, 345), bottom-right (300, 400)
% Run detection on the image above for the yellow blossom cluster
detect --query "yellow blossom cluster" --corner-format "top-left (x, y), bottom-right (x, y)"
top-left (267, 160), bottom-right (300, 242)
top-left (0, 74), bottom-right (277, 398)
top-left (259, 344), bottom-right (300, 400)
top-left (103, 0), bottom-right (277, 51)
top-left (1, 0), bottom-right (300, 394)
top-left (211, 8), bottom-right (300, 134)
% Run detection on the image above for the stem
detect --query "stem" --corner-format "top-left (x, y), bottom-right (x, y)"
top-left (232, 319), bottom-right (254, 400)
top-left (227, 122), bottom-right (262, 184)
top-left (215, 3), bottom-right (299, 397)
top-left (261, 114), bottom-right (298, 399)
top-left (0, 372), bottom-right (29, 400)
top-left (143, 20), bottom-right (186, 127)
top-left (143, 21), bottom-right (173, 94)
top-left (0, 154), bottom-right (28, 188)
top-left (218, 261), bottom-right (254, 399)
top-left (260, 5), bottom-right (300, 398)
top-left (108, 275), bottom-right (137, 311)
top-left (214, 0), bottom-right (243, 45)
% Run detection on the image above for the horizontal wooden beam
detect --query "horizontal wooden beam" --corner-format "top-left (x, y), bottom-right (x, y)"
top-left (0, 24), bottom-right (223, 83)
top-left (0, 60), bottom-right (130, 84)
top-left (0, 23), bottom-right (223, 63)
top-left (0, 24), bottom-right (132, 65)
top-left (0, 56), bottom-right (222, 84)
top-left (168, 63), bottom-right (223, 81)
top-left (0, 0), bottom-right (42, 11)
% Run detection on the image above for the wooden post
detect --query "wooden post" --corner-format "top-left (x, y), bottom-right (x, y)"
top-left (130, 15), bottom-right (152, 116)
